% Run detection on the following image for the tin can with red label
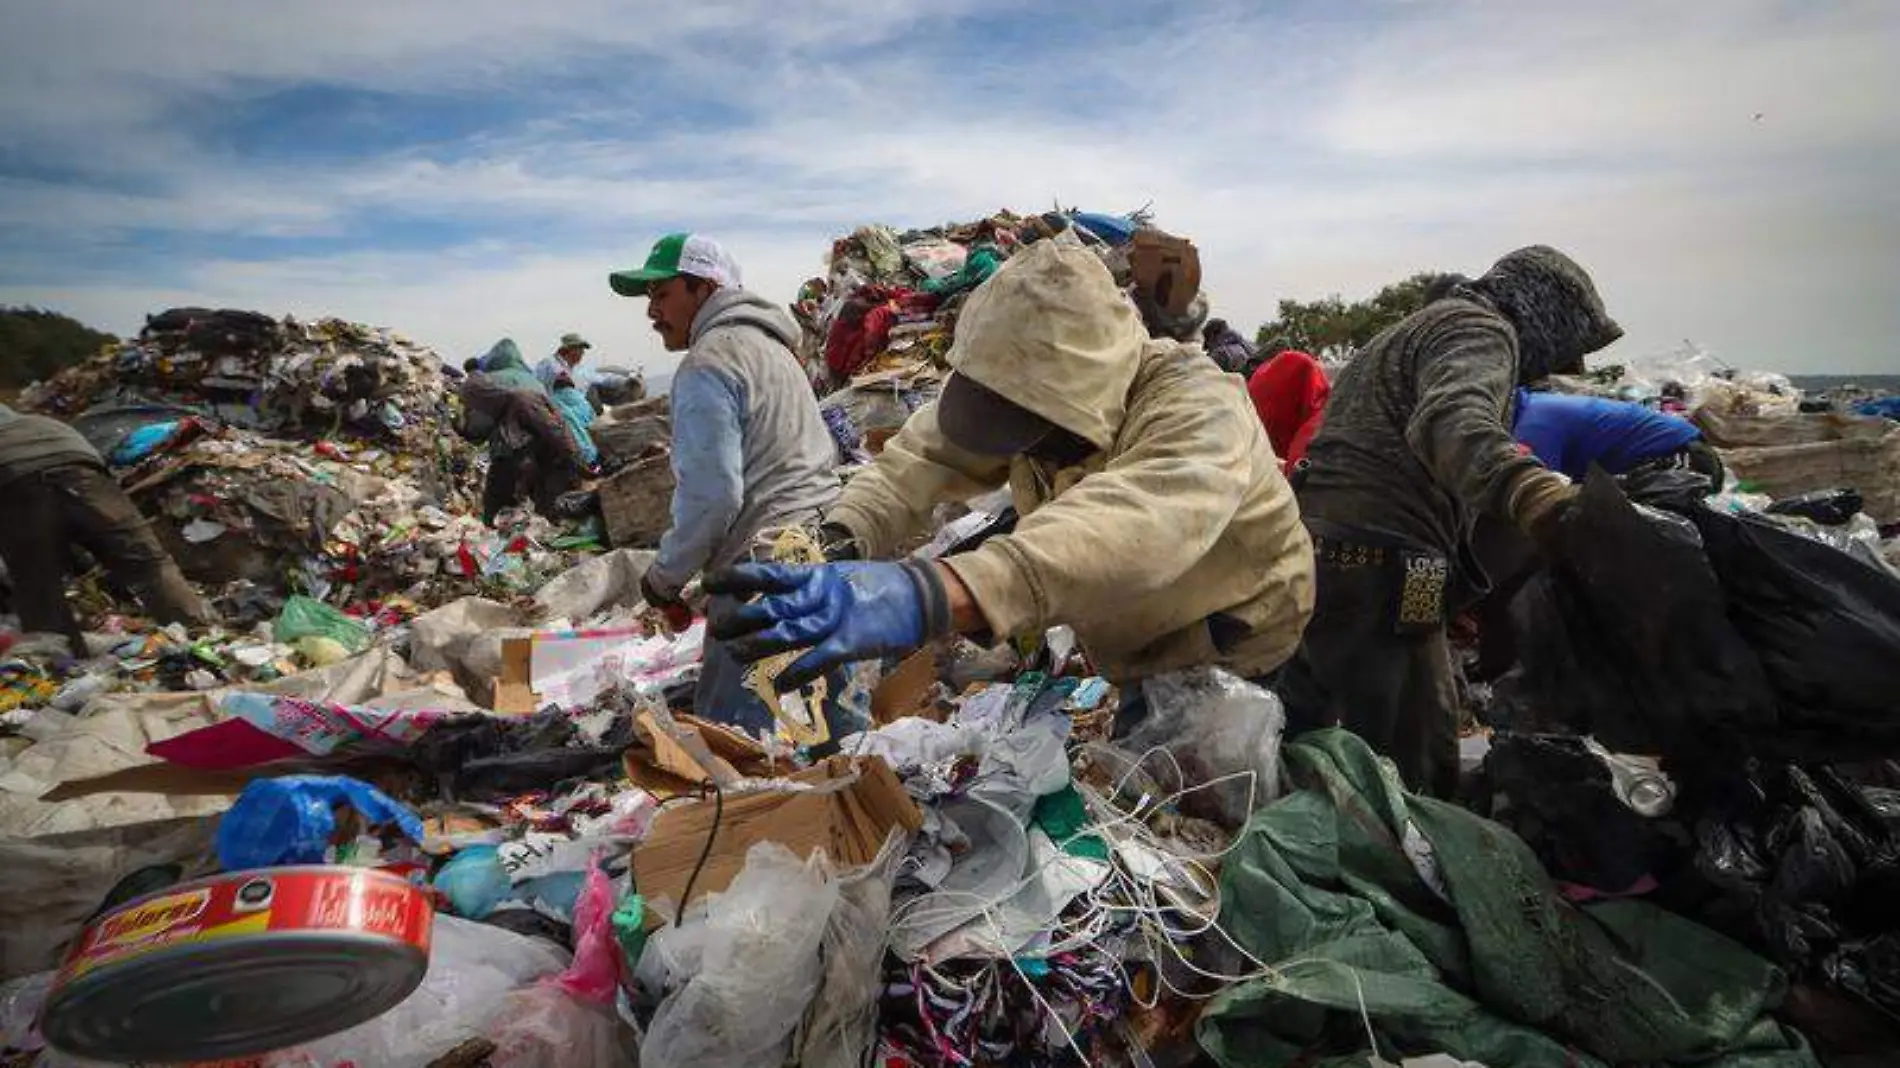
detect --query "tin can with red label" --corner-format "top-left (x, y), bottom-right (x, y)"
top-left (42, 866), bottom-right (433, 1063)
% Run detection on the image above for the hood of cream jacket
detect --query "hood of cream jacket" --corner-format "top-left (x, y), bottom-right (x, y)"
top-left (829, 237), bottom-right (1314, 681)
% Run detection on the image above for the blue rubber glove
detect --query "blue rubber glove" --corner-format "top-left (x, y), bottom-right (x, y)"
top-left (705, 561), bottom-right (952, 691)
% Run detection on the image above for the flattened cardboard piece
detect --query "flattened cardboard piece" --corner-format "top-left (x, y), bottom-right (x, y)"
top-left (872, 649), bottom-right (938, 725)
top-left (632, 756), bottom-right (922, 924)
top-left (1129, 231), bottom-right (1202, 318)
top-left (492, 636), bottom-right (538, 715)
top-left (633, 710), bottom-right (740, 787)
top-left (40, 763), bottom-right (262, 802)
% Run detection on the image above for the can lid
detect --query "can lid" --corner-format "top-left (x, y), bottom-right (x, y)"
top-left (44, 931), bottom-right (427, 1062)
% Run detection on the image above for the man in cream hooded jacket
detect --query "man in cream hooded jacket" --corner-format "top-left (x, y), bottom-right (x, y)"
top-left (707, 235), bottom-right (1314, 706)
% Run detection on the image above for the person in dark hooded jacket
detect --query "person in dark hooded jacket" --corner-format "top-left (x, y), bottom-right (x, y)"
top-left (1201, 319), bottom-right (1258, 375)
top-left (1278, 246), bottom-right (1623, 798)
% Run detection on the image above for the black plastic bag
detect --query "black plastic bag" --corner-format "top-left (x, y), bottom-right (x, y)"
top-left (1619, 463), bottom-right (1719, 513)
top-left (1509, 471), bottom-right (1776, 756)
top-left (1688, 507), bottom-right (1900, 759)
top-left (1693, 764), bottom-right (1900, 973)
top-left (1482, 733), bottom-right (1680, 893)
top-left (1826, 933), bottom-right (1900, 1020)
top-left (1766, 488), bottom-right (1864, 527)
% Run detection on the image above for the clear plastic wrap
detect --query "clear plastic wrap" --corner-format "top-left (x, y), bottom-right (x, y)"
top-left (262, 915), bottom-right (570, 1068)
top-left (641, 842), bottom-right (840, 1068)
top-left (796, 831), bottom-right (907, 1068)
top-left (486, 984), bottom-right (633, 1068)
top-left (1123, 667), bottom-right (1285, 828)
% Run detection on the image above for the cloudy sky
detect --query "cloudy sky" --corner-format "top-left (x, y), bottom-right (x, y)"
top-left (1, 0), bottom-right (1895, 381)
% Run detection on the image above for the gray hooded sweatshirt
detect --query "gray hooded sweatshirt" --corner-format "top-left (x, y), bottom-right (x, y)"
top-left (647, 288), bottom-right (841, 594)
top-left (0, 404), bottom-right (105, 486)
top-left (1297, 245), bottom-right (1623, 555)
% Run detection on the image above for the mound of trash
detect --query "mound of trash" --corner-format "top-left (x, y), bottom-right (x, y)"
top-left (798, 207), bottom-right (1187, 467)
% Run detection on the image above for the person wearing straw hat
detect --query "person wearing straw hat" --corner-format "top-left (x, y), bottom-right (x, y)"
top-left (536, 332), bottom-right (594, 392)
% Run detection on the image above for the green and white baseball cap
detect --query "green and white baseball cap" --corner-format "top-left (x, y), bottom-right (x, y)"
top-left (609, 233), bottom-right (742, 297)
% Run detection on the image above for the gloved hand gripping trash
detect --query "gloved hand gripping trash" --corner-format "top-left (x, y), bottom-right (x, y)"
top-left (706, 560), bottom-right (952, 690)
top-left (1511, 469), bottom-right (1581, 556)
top-left (641, 571), bottom-right (695, 633)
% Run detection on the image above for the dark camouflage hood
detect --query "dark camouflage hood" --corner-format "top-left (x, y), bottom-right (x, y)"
top-left (1460, 246), bottom-right (1622, 382)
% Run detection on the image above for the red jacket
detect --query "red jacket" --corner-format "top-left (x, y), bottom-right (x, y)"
top-left (1246, 350), bottom-right (1329, 472)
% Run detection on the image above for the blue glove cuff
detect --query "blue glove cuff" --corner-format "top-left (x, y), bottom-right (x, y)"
top-left (899, 560), bottom-right (953, 640)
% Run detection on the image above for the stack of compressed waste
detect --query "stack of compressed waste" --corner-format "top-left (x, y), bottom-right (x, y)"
top-left (23, 309), bottom-right (464, 451)
top-left (798, 208), bottom-right (1179, 465)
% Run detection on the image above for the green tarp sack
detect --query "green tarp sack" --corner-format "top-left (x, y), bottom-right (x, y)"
top-left (1197, 729), bottom-right (1817, 1068)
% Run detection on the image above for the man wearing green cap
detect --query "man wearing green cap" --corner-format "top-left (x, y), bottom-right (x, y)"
top-left (610, 233), bottom-right (841, 735)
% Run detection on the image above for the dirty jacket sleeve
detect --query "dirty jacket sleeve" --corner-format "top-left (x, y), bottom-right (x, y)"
top-left (941, 387), bottom-right (1254, 640)
top-left (1405, 314), bottom-right (1564, 526)
top-left (648, 366), bottom-right (746, 595)
top-left (825, 404), bottom-right (1011, 558)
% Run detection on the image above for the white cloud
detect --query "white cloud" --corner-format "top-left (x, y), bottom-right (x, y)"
top-left (2, 0), bottom-right (1896, 374)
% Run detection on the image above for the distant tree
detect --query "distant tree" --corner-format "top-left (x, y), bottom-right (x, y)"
top-left (1254, 272), bottom-right (1447, 360)
top-left (0, 307), bottom-right (117, 391)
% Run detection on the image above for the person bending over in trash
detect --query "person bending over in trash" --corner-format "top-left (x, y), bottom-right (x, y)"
top-left (1277, 246), bottom-right (1623, 799)
top-left (456, 339), bottom-right (587, 523)
top-left (608, 233), bottom-right (841, 736)
top-left (0, 404), bottom-right (212, 653)
top-left (1514, 388), bottom-right (1724, 494)
top-left (705, 235), bottom-right (1315, 734)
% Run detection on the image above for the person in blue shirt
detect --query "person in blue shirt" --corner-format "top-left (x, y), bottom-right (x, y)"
top-left (1513, 388), bottom-right (1722, 491)
top-left (1464, 389), bottom-right (1723, 682)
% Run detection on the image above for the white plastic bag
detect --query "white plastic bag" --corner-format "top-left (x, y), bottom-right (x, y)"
top-left (486, 984), bottom-right (632, 1068)
top-left (264, 915), bottom-right (570, 1067)
top-left (1123, 667), bottom-right (1286, 828)
top-left (0, 970), bottom-right (52, 1053)
top-left (642, 842), bottom-right (841, 1068)
top-left (796, 830), bottom-right (907, 1068)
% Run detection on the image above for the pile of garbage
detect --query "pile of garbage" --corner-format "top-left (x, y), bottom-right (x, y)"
top-left (22, 309), bottom-right (463, 451)
top-left (799, 208), bottom-right (1176, 467)
top-left (4, 309), bottom-right (1900, 1066)
top-left (1542, 346), bottom-right (1900, 532)
top-left (0, 308), bottom-right (625, 742)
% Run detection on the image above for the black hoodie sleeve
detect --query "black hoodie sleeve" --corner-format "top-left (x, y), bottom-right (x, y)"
top-left (1404, 310), bottom-right (1562, 523)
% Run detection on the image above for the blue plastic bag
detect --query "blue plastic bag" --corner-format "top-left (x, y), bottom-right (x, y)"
top-left (215, 775), bottom-right (423, 870)
top-left (434, 845), bottom-right (511, 920)
top-left (109, 421), bottom-right (182, 466)
top-left (1068, 211), bottom-right (1138, 246)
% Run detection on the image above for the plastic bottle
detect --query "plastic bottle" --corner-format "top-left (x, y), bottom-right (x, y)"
top-left (1583, 738), bottom-right (1675, 817)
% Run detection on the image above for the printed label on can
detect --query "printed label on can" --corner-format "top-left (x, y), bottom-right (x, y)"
top-left (57, 868), bottom-right (432, 986)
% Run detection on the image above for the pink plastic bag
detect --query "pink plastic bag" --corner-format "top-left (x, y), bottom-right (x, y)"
top-left (550, 858), bottom-right (621, 1005)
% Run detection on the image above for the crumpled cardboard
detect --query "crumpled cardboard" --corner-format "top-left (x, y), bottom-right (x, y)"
top-left (632, 756), bottom-right (922, 924)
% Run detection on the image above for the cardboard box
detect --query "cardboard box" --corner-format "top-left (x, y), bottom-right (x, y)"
top-left (632, 756), bottom-right (922, 921)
